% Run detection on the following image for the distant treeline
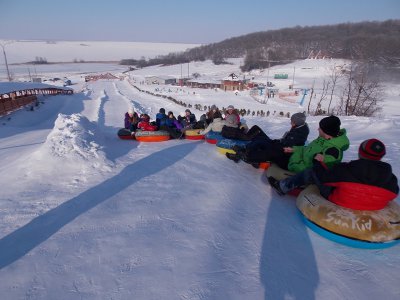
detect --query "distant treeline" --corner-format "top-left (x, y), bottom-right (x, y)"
top-left (120, 20), bottom-right (400, 71)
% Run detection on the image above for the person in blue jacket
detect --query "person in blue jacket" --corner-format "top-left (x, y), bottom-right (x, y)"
top-left (166, 111), bottom-right (183, 130)
top-left (158, 109), bottom-right (183, 139)
top-left (156, 108), bottom-right (168, 129)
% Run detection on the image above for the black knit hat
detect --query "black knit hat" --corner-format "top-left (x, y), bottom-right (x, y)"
top-left (359, 139), bottom-right (386, 160)
top-left (159, 108), bottom-right (165, 114)
top-left (319, 115), bottom-right (341, 137)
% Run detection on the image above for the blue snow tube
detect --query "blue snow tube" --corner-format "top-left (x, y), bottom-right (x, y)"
top-left (216, 138), bottom-right (250, 155)
top-left (205, 131), bottom-right (224, 144)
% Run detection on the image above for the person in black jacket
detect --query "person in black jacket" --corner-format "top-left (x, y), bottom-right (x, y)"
top-left (226, 112), bottom-right (310, 167)
top-left (178, 109), bottom-right (197, 129)
top-left (269, 139), bottom-right (399, 210)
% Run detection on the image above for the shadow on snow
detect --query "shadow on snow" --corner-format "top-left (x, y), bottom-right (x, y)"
top-left (0, 142), bottom-right (200, 270)
top-left (259, 185), bottom-right (320, 300)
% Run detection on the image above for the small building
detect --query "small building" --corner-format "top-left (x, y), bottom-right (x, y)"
top-left (177, 77), bottom-right (191, 86)
top-left (145, 76), bottom-right (176, 85)
top-left (85, 73), bottom-right (118, 82)
top-left (186, 78), bottom-right (221, 89)
top-left (221, 73), bottom-right (247, 91)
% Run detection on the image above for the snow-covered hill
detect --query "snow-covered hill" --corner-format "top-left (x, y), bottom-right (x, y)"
top-left (0, 60), bottom-right (399, 299)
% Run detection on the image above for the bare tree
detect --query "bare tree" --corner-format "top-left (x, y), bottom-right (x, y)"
top-left (307, 79), bottom-right (315, 115)
top-left (336, 62), bottom-right (383, 116)
top-left (314, 79), bottom-right (330, 115)
top-left (327, 64), bottom-right (344, 114)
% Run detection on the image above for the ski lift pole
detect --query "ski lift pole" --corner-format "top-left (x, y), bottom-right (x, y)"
top-left (299, 89), bottom-right (308, 106)
top-left (291, 66), bottom-right (296, 89)
top-left (0, 42), bottom-right (12, 81)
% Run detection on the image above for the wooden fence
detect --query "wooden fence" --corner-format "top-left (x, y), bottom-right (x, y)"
top-left (0, 87), bottom-right (73, 116)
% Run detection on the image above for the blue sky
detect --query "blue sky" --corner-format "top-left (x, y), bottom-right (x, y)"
top-left (0, 0), bottom-right (399, 44)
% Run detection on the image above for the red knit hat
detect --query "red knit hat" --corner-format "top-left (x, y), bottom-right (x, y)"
top-left (358, 139), bottom-right (386, 160)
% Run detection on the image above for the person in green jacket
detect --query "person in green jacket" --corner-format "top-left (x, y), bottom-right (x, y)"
top-left (272, 115), bottom-right (350, 173)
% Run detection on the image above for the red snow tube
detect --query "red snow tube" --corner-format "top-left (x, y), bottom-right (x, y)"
top-left (325, 182), bottom-right (398, 210)
top-left (135, 130), bottom-right (170, 142)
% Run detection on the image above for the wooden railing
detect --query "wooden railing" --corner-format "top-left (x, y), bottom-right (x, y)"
top-left (0, 87), bottom-right (73, 116)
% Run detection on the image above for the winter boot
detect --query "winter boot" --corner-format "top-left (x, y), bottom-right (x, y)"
top-left (268, 177), bottom-right (285, 196)
top-left (251, 162), bottom-right (260, 169)
top-left (232, 145), bottom-right (245, 154)
top-left (226, 152), bottom-right (240, 163)
top-left (238, 150), bottom-right (250, 163)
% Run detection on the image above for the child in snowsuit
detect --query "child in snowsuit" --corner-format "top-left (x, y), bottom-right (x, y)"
top-left (137, 114), bottom-right (157, 131)
top-left (269, 139), bottom-right (399, 210)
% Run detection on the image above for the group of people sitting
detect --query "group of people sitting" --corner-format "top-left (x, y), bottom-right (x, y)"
top-left (124, 107), bottom-right (195, 139)
top-left (223, 112), bottom-right (399, 210)
top-left (124, 104), bottom-right (243, 139)
top-left (125, 104), bottom-right (399, 210)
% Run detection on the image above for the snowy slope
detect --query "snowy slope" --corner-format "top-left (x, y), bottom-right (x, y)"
top-left (0, 65), bottom-right (399, 299)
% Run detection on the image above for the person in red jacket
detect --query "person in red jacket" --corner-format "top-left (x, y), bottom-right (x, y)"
top-left (137, 114), bottom-right (157, 131)
top-left (269, 138), bottom-right (399, 210)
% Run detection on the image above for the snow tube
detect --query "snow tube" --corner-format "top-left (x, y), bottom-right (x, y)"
top-left (266, 163), bottom-right (301, 196)
top-left (324, 182), bottom-right (397, 211)
top-left (216, 138), bottom-right (250, 155)
top-left (205, 131), bottom-right (223, 144)
top-left (266, 163), bottom-right (295, 179)
top-left (259, 162), bottom-right (271, 170)
top-left (135, 130), bottom-right (170, 142)
top-left (185, 129), bottom-right (205, 140)
top-left (118, 128), bottom-right (134, 140)
top-left (297, 185), bottom-right (400, 248)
